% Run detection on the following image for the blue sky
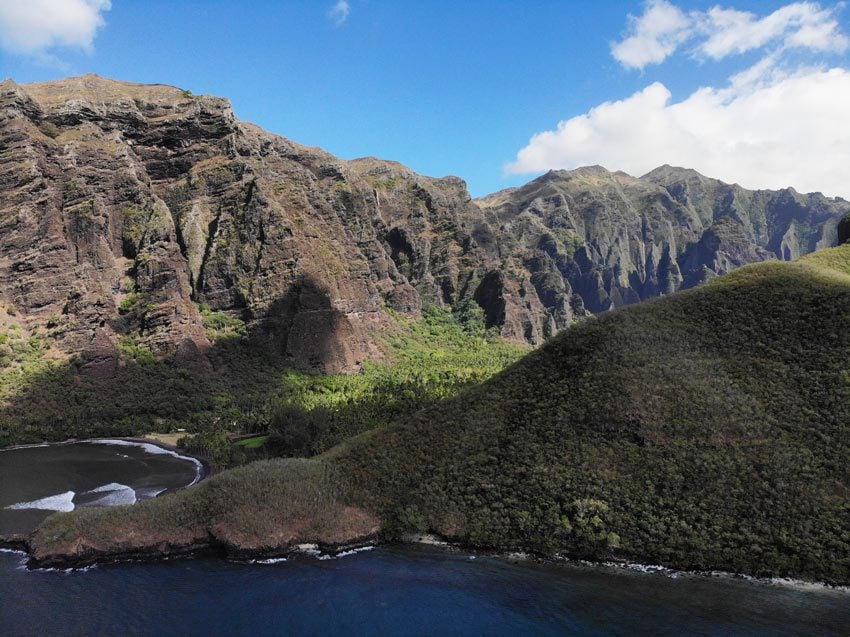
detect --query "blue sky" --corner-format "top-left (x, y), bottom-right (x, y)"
top-left (2, 1), bottom-right (849, 198)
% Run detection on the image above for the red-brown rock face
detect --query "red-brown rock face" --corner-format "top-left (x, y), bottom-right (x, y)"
top-left (0, 75), bottom-right (532, 372)
top-left (2, 75), bottom-right (847, 373)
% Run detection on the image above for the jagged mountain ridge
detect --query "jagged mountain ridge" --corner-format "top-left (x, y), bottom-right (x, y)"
top-left (1, 74), bottom-right (847, 372)
top-left (476, 164), bottom-right (847, 319)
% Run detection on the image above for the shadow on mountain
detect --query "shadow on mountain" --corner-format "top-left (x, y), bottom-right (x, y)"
top-left (256, 276), bottom-right (368, 375)
top-left (0, 274), bottom-right (359, 446)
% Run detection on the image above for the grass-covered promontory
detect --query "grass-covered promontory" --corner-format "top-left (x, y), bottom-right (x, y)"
top-left (30, 245), bottom-right (850, 582)
top-left (31, 459), bottom-right (379, 565)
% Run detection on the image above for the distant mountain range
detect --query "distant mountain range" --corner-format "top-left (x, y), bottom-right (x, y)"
top-left (2, 74), bottom-right (848, 373)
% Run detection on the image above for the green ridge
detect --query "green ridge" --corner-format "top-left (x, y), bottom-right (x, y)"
top-left (333, 244), bottom-right (850, 580)
top-left (29, 245), bottom-right (850, 582)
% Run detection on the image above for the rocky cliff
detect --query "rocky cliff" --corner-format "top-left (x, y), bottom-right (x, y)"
top-left (1, 75), bottom-right (847, 372)
top-left (476, 165), bottom-right (848, 327)
top-left (0, 75), bottom-right (514, 373)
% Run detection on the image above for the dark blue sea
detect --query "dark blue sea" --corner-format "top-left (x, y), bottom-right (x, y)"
top-left (2, 545), bottom-right (849, 636)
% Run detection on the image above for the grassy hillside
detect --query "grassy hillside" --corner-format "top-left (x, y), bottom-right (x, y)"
top-left (335, 244), bottom-right (850, 580)
top-left (29, 245), bottom-right (850, 581)
top-left (32, 459), bottom-right (380, 563)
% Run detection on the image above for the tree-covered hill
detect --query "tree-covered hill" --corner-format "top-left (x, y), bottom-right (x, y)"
top-left (335, 243), bottom-right (850, 581)
top-left (30, 244), bottom-right (850, 582)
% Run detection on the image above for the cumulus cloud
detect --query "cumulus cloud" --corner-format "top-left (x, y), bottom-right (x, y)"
top-left (0, 0), bottom-right (111, 57)
top-left (611, 0), bottom-right (692, 70)
top-left (327, 0), bottom-right (350, 27)
top-left (611, 0), bottom-right (848, 70)
top-left (698, 3), bottom-right (848, 59)
top-left (507, 67), bottom-right (850, 198)
top-left (509, 2), bottom-right (850, 198)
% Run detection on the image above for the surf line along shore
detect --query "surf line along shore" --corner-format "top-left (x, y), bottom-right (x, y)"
top-left (0, 437), bottom-right (210, 556)
top-left (1, 436), bottom-right (209, 483)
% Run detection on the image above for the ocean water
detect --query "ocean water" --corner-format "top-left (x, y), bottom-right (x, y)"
top-left (1, 546), bottom-right (849, 636)
top-left (0, 440), bottom-right (200, 535)
top-left (1, 442), bottom-right (848, 636)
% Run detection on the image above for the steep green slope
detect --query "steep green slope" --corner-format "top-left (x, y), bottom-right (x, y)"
top-left (29, 245), bottom-right (850, 581)
top-left (336, 243), bottom-right (850, 580)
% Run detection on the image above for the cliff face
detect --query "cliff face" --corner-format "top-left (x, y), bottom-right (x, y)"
top-left (476, 165), bottom-right (848, 323)
top-left (1, 75), bottom-right (848, 373)
top-left (0, 75), bottom-right (520, 373)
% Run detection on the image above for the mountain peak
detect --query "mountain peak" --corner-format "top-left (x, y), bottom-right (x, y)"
top-left (641, 164), bottom-right (711, 184)
top-left (18, 74), bottom-right (219, 111)
top-left (539, 165), bottom-right (614, 181)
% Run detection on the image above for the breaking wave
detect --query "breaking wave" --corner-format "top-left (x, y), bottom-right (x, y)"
top-left (84, 483), bottom-right (137, 507)
top-left (88, 482), bottom-right (129, 494)
top-left (5, 491), bottom-right (76, 512)
top-left (88, 439), bottom-right (204, 486)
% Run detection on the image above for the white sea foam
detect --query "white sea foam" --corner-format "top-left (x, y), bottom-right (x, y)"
top-left (317, 546), bottom-right (375, 560)
top-left (5, 490), bottom-right (76, 512)
top-left (88, 490), bottom-right (136, 506)
top-left (0, 547), bottom-right (27, 555)
top-left (0, 442), bottom-right (51, 451)
top-left (80, 482), bottom-right (137, 507)
top-left (601, 561), bottom-right (674, 575)
top-left (587, 560), bottom-right (850, 592)
top-left (293, 543), bottom-right (321, 557)
top-left (88, 439), bottom-right (203, 486)
top-left (767, 577), bottom-right (849, 593)
top-left (336, 546), bottom-right (375, 558)
top-left (36, 564), bottom-right (99, 574)
top-left (87, 482), bottom-right (130, 494)
top-left (506, 552), bottom-right (530, 561)
top-left (0, 548), bottom-right (29, 570)
top-left (251, 557), bottom-right (289, 565)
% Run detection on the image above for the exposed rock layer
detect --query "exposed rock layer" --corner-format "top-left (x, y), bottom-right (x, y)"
top-left (2, 75), bottom-right (847, 371)
top-left (476, 165), bottom-right (848, 323)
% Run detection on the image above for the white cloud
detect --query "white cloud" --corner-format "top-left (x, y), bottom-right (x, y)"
top-left (506, 67), bottom-right (850, 198)
top-left (327, 0), bottom-right (350, 27)
top-left (508, 2), bottom-right (850, 198)
top-left (0, 0), bottom-right (111, 57)
top-left (611, 0), bottom-right (692, 70)
top-left (611, 1), bottom-right (848, 70)
top-left (698, 3), bottom-right (849, 59)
